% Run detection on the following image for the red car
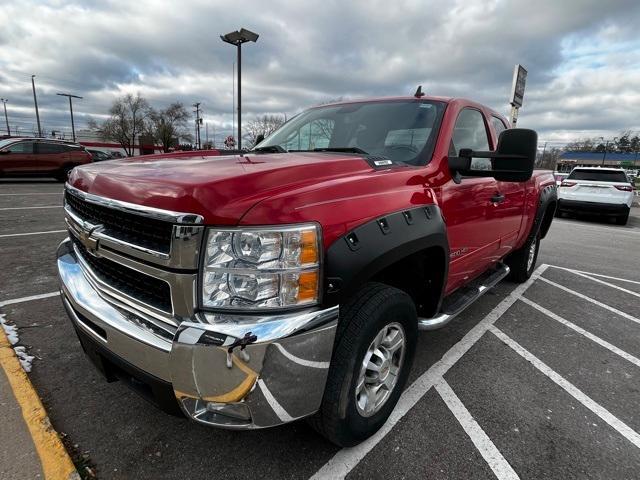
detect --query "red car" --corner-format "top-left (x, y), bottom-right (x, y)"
top-left (0, 137), bottom-right (92, 181)
top-left (57, 95), bottom-right (556, 446)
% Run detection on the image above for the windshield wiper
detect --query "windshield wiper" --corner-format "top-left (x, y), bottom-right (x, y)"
top-left (252, 145), bottom-right (288, 153)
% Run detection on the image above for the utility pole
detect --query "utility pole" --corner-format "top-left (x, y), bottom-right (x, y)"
top-left (206, 122), bottom-right (209, 147)
top-left (0, 99), bottom-right (9, 135)
top-left (193, 102), bottom-right (201, 149)
top-left (56, 93), bottom-right (82, 142)
top-left (31, 75), bottom-right (42, 137)
top-left (541, 142), bottom-right (547, 167)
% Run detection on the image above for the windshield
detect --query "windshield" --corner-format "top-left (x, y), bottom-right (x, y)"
top-left (568, 169), bottom-right (628, 183)
top-left (256, 100), bottom-right (445, 165)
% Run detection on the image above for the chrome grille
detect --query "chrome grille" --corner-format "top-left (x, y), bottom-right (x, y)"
top-left (65, 190), bottom-right (173, 254)
top-left (72, 236), bottom-right (172, 313)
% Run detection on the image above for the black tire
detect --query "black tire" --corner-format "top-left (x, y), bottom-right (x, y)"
top-left (55, 165), bottom-right (75, 182)
top-left (616, 212), bottom-right (629, 225)
top-left (506, 184), bottom-right (556, 283)
top-left (506, 230), bottom-right (540, 283)
top-left (309, 283), bottom-right (417, 447)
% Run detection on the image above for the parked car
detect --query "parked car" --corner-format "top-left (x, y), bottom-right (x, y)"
top-left (57, 95), bottom-right (556, 446)
top-left (0, 137), bottom-right (92, 181)
top-left (87, 149), bottom-right (113, 162)
top-left (557, 167), bottom-right (633, 224)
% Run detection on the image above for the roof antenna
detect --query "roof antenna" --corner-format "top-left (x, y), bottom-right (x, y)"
top-left (414, 85), bottom-right (425, 98)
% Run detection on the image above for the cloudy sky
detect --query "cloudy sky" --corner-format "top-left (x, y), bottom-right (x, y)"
top-left (1, 0), bottom-right (639, 147)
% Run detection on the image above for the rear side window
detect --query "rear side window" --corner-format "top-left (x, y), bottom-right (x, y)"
top-left (568, 169), bottom-right (628, 183)
top-left (38, 142), bottom-right (66, 154)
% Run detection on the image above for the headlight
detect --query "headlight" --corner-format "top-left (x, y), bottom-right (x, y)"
top-left (201, 224), bottom-right (320, 310)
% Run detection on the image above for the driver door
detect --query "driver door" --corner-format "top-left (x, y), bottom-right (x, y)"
top-left (441, 108), bottom-right (502, 293)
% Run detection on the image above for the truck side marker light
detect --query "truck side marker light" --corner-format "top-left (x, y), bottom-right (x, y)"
top-left (297, 271), bottom-right (319, 302)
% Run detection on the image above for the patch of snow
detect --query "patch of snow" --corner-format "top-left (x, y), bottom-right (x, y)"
top-left (13, 346), bottom-right (35, 373)
top-left (0, 314), bottom-right (19, 345)
top-left (0, 314), bottom-right (35, 372)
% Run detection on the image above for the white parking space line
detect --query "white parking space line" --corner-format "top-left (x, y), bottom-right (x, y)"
top-left (0, 291), bottom-right (60, 308)
top-left (436, 379), bottom-right (520, 480)
top-left (309, 265), bottom-right (549, 480)
top-left (0, 206), bottom-right (62, 211)
top-left (539, 277), bottom-right (640, 326)
top-left (257, 379), bottom-right (295, 423)
top-left (550, 266), bottom-right (640, 286)
top-left (565, 270), bottom-right (640, 299)
top-left (490, 326), bottom-right (640, 450)
top-left (0, 230), bottom-right (66, 238)
top-left (520, 297), bottom-right (640, 368)
top-left (0, 193), bottom-right (61, 196)
top-left (273, 343), bottom-right (330, 369)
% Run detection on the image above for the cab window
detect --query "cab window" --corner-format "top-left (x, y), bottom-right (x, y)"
top-left (451, 109), bottom-right (491, 171)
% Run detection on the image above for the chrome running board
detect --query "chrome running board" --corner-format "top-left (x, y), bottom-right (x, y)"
top-left (418, 263), bottom-right (510, 331)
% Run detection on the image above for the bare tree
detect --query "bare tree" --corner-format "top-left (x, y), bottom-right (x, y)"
top-left (244, 114), bottom-right (286, 147)
top-left (149, 102), bottom-right (192, 152)
top-left (89, 93), bottom-right (150, 156)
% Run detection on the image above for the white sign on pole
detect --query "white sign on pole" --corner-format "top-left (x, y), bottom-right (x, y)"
top-left (509, 64), bottom-right (527, 108)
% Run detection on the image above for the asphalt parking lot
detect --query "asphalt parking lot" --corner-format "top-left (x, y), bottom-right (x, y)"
top-left (1, 179), bottom-right (640, 479)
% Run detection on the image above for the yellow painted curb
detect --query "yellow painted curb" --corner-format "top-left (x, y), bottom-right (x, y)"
top-left (0, 325), bottom-right (79, 480)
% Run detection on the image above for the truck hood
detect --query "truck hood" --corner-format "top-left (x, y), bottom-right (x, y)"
top-left (68, 152), bottom-right (374, 224)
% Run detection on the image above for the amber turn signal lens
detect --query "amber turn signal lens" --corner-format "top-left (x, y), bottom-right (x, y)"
top-left (297, 271), bottom-right (319, 302)
top-left (300, 229), bottom-right (319, 265)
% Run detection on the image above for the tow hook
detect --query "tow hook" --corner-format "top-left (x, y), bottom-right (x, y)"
top-left (226, 332), bottom-right (258, 368)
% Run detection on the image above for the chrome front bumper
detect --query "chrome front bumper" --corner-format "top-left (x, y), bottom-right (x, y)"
top-left (57, 238), bottom-right (338, 429)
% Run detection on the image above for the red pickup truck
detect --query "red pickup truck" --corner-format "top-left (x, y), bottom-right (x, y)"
top-left (57, 95), bottom-right (556, 446)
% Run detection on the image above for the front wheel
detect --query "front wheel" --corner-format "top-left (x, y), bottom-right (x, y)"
top-left (309, 283), bottom-right (417, 447)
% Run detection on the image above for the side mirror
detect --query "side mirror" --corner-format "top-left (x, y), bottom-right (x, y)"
top-left (0, 150), bottom-right (9, 155)
top-left (255, 134), bottom-right (265, 146)
top-left (448, 128), bottom-right (538, 183)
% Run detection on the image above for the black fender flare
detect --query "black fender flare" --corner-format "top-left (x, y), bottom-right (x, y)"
top-left (322, 205), bottom-right (449, 307)
top-left (531, 184), bottom-right (557, 241)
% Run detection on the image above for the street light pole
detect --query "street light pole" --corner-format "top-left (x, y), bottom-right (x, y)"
top-left (0, 99), bottom-right (9, 135)
top-left (237, 41), bottom-right (242, 150)
top-left (221, 28), bottom-right (259, 151)
top-left (57, 93), bottom-right (83, 142)
top-left (31, 75), bottom-right (42, 137)
top-left (193, 102), bottom-right (201, 149)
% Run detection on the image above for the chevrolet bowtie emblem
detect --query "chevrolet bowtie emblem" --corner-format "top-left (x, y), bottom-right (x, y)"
top-left (78, 222), bottom-right (101, 255)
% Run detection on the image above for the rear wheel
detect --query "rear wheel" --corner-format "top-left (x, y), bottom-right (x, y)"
top-left (506, 231), bottom-right (540, 283)
top-left (55, 164), bottom-right (75, 182)
top-left (309, 283), bottom-right (417, 447)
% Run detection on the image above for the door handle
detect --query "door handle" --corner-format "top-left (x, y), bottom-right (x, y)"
top-left (491, 193), bottom-right (505, 204)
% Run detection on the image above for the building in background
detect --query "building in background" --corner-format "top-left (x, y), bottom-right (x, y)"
top-left (556, 151), bottom-right (640, 172)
